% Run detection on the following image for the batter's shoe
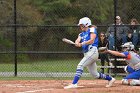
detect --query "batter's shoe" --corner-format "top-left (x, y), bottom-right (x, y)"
top-left (106, 78), bottom-right (116, 87)
top-left (64, 84), bottom-right (78, 89)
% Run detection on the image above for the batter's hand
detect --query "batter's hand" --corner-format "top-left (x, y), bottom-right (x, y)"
top-left (75, 42), bottom-right (82, 47)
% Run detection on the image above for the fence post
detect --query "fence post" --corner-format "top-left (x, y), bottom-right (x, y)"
top-left (114, 0), bottom-right (118, 77)
top-left (14, 0), bottom-right (17, 76)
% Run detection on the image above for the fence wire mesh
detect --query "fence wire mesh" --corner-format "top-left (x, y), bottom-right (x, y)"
top-left (0, 0), bottom-right (140, 77)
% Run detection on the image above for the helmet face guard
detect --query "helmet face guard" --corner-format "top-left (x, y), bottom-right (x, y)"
top-left (122, 47), bottom-right (130, 51)
top-left (121, 42), bottom-right (134, 51)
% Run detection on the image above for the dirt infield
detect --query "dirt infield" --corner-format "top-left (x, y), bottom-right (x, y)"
top-left (0, 80), bottom-right (139, 93)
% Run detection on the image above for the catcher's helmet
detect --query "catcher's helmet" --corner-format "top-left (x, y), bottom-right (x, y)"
top-left (121, 42), bottom-right (134, 51)
top-left (78, 17), bottom-right (92, 27)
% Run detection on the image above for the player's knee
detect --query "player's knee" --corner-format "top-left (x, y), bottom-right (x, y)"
top-left (124, 66), bottom-right (128, 73)
top-left (129, 79), bottom-right (139, 86)
top-left (124, 65), bottom-right (135, 73)
top-left (122, 79), bottom-right (137, 86)
top-left (122, 79), bottom-right (129, 85)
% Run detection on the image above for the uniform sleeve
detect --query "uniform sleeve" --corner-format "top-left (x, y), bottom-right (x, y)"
top-left (122, 51), bottom-right (129, 57)
top-left (79, 33), bottom-right (82, 37)
top-left (89, 27), bottom-right (96, 33)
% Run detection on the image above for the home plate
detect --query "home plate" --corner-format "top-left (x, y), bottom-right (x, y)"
top-left (64, 85), bottom-right (84, 89)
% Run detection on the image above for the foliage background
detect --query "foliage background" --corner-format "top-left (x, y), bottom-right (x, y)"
top-left (0, 0), bottom-right (139, 75)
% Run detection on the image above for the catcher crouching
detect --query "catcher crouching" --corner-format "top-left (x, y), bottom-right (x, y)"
top-left (105, 42), bottom-right (140, 86)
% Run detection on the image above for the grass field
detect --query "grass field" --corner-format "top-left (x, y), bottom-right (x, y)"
top-left (0, 58), bottom-right (123, 80)
top-left (0, 59), bottom-right (81, 72)
top-left (0, 59), bottom-right (107, 72)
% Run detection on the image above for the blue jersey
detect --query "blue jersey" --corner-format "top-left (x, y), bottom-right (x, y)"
top-left (79, 27), bottom-right (98, 53)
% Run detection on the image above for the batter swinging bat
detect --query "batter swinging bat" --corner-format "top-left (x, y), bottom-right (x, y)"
top-left (62, 38), bottom-right (75, 45)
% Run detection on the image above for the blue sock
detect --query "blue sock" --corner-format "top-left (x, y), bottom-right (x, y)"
top-left (99, 73), bottom-right (112, 81)
top-left (72, 69), bottom-right (83, 84)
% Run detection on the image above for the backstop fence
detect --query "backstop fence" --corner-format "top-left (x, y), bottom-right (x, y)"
top-left (0, 0), bottom-right (140, 77)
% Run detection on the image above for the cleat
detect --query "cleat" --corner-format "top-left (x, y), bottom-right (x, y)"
top-left (106, 78), bottom-right (116, 87)
top-left (64, 84), bottom-right (78, 89)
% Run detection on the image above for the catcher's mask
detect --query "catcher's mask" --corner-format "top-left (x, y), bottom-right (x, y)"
top-left (121, 42), bottom-right (134, 51)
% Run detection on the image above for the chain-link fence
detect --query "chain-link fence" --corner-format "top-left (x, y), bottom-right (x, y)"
top-left (0, 0), bottom-right (140, 78)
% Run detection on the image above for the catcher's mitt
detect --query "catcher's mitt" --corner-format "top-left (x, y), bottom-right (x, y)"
top-left (98, 47), bottom-right (107, 53)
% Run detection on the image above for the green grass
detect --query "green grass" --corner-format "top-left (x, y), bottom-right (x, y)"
top-left (0, 59), bottom-right (81, 72)
top-left (0, 59), bottom-right (113, 73)
top-left (0, 58), bottom-right (125, 80)
top-left (0, 59), bottom-right (109, 73)
top-left (0, 76), bottom-right (72, 80)
top-left (0, 76), bottom-right (123, 80)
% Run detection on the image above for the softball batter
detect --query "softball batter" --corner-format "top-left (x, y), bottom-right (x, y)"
top-left (64, 17), bottom-right (115, 89)
top-left (106, 42), bottom-right (140, 86)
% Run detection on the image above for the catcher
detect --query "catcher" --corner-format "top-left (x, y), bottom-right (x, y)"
top-left (99, 42), bottom-right (140, 86)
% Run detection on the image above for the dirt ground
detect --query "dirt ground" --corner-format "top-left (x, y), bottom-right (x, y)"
top-left (0, 80), bottom-right (139, 93)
